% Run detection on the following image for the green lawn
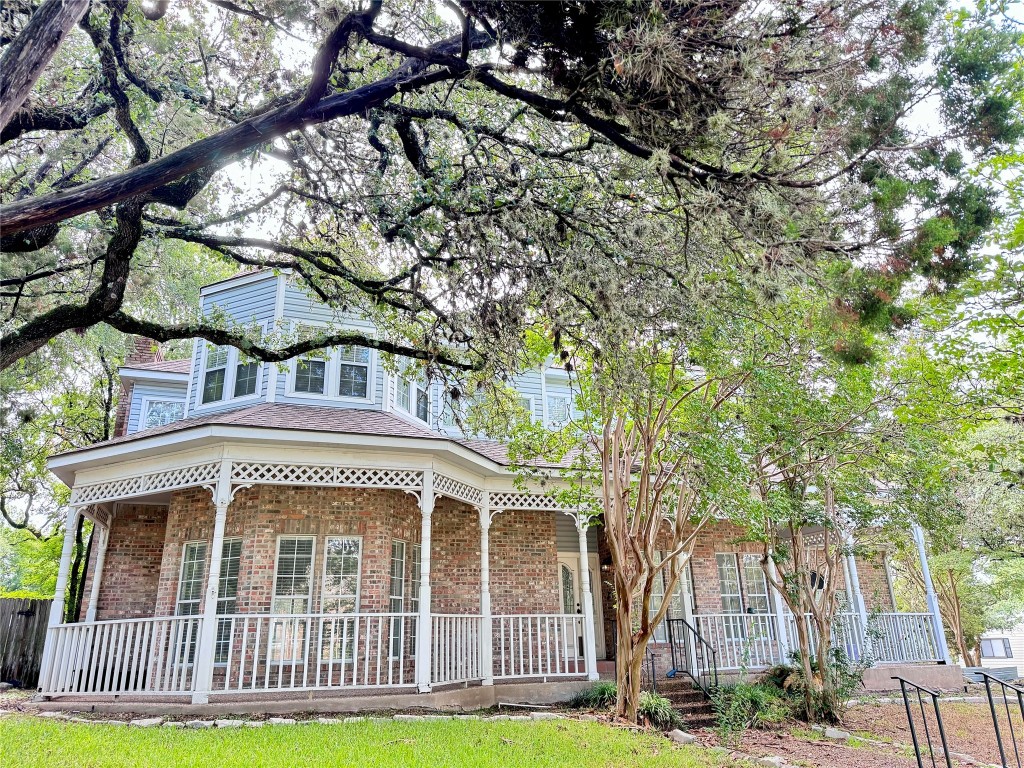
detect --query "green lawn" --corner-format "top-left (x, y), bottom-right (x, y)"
top-left (0, 716), bottom-right (736, 768)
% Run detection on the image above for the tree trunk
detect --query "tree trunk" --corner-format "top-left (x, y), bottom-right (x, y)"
top-left (614, 586), bottom-right (644, 722)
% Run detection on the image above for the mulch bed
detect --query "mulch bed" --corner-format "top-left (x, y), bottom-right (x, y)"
top-left (843, 700), bottom-right (1017, 766)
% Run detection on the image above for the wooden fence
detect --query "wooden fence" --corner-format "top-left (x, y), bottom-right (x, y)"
top-left (1, 598), bottom-right (51, 688)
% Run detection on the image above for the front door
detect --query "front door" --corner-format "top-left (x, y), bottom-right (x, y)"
top-left (557, 553), bottom-right (606, 659)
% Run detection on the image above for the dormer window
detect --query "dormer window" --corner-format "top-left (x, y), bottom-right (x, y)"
top-left (397, 377), bottom-right (430, 423)
top-left (294, 354), bottom-right (327, 395)
top-left (202, 345), bottom-right (229, 404)
top-left (547, 394), bottom-right (570, 426)
top-left (338, 346), bottom-right (370, 398)
top-left (234, 359), bottom-right (259, 397)
top-left (199, 343), bottom-right (261, 407)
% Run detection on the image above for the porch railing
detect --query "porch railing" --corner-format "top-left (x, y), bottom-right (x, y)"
top-left (869, 613), bottom-right (940, 663)
top-left (431, 614), bottom-right (482, 685)
top-left (41, 611), bottom-right (589, 697)
top-left (695, 613), bottom-right (780, 670)
top-left (786, 611), bottom-right (940, 665)
top-left (40, 616), bottom-right (202, 696)
top-left (493, 614), bottom-right (587, 679)
top-left (212, 612), bottom-right (418, 692)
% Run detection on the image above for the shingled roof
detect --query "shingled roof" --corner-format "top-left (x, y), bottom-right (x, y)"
top-left (53, 402), bottom-right (570, 469)
top-left (121, 358), bottom-right (192, 374)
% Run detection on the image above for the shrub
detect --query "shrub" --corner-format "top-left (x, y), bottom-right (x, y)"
top-left (0, 589), bottom-right (51, 600)
top-left (712, 680), bottom-right (796, 745)
top-left (568, 681), bottom-right (617, 709)
top-left (637, 691), bottom-right (681, 730)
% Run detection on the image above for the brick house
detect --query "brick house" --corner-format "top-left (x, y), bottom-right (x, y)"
top-left (38, 270), bottom-right (954, 708)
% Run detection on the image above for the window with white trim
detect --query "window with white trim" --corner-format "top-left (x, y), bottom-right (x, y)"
top-left (547, 394), bottom-right (570, 426)
top-left (233, 358), bottom-right (259, 397)
top-left (440, 398), bottom-right (462, 428)
top-left (389, 540), bottom-right (406, 656)
top-left (143, 399), bottom-right (185, 429)
top-left (294, 354), bottom-right (327, 395)
top-left (397, 377), bottom-right (430, 423)
top-left (981, 638), bottom-right (1013, 658)
top-left (201, 345), bottom-right (228, 404)
top-left (322, 536), bottom-right (360, 614)
top-left (272, 537), bottom-right (314, 613)
top-left (649, 556), bottom-right (694, 643)
top-left (716, 554), bottom-right (743, 614)
top-left (199, 343), bottom-right (260, 406)
top-left (409, 544), bottom-right (421, 653)
top-left (338, 345), bottom-right (370, 398)
top-left (321, 536), bottom-right (361, 662)
top-left (740, 554), bottom-right (771, 614)
top-left (517, 396), bottom-right (534, 421)
top-left (175, 541), bottom-right (207, 663)
top-left (214, 538), bottom-right (242, 663)
top-left (176, 542), bottom-right (207, 616)
top-left (271, 536), bottom-right (314, 662)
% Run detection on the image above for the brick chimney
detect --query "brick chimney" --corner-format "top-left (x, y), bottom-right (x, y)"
top-left (113, 336), bottom-right (163, 437)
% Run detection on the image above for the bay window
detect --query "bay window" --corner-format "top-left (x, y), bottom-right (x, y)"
top-left (397, 377), bottom-right (430, 423)
top-left (321, 536), bottom-right (361, 662)
top-left (200, 343), bottom-right (260, 406)
top-left (201, 345), bottom-right (228, 404)
top-left (338, 346), bottom-right (370, 398)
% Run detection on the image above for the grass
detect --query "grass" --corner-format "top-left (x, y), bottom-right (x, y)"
top-left (0, 715), bottom-right (738, 768)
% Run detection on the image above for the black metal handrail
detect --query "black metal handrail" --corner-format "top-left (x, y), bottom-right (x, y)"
top-left (666, 617), bottom-right (718, 698)
top-left (893, 675), bottom-right (953, 768)
top-left (640, 646), bottom-right (657, 695)
top-left (977, 670), bottom-right (1024, 768)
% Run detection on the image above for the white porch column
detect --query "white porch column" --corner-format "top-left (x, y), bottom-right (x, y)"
top-left (576, 514), bottom-right (599, 681)
top-left (192, 460), bottom-right (232, 704)
top-left (844, 536), bottom-right (872, 659)
top-left (479, 498), bottom-right (493, 686)
top-left (767, 556), bottom-right (791, 663)
top-left (40, 505), bottom-right (83, 689)
top-left (912, 524), bottom-right (952, 665)
top-left (84, 522), bottom-right (110, 622)
top-left (679, 558), bottom-right (700, 676)
top-left (416, 469), bottom-right (435, 692)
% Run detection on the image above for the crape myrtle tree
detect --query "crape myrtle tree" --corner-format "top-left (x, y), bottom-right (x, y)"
top-left (734, 292), bottom-right (917, 722)
top-left (0, 0), bottom-right (1003, 377)
top-left (502, 340), bottom-right (754, 723)
top-left (491, 256), bottom-right (771, 723)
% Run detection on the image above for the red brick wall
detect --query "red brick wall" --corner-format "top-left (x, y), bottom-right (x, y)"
top-left (90, 503), bottom-right (168, 619)
top-left (489, 510), bottom-right (560, 614)
top-left (431, 498), bottom-right (481, 613)
top-left (153, 485), bottom-right (423, 617)
top-left (94, 486), bottom-right (560, 622)
top-left (87, 489), bottom-right (894, 646)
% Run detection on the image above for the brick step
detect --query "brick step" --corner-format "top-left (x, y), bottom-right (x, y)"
top-left (662, 691), bottom-right (708, 706)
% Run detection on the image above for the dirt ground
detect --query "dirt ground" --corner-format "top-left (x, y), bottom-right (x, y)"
top-left (701, 727), bottom-right (930, 768)
top-left (843, 699), bottom-right (1021, 766)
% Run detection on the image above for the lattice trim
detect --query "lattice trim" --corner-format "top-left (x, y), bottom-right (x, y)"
top-left (434, 474), bottom-right (484, 507)
top-left (231, 462), bottom-right (422, 490)
top-left (488, 491), bottom-right (569, 512)
top-left (71, 462), bottom-right (220, 505)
